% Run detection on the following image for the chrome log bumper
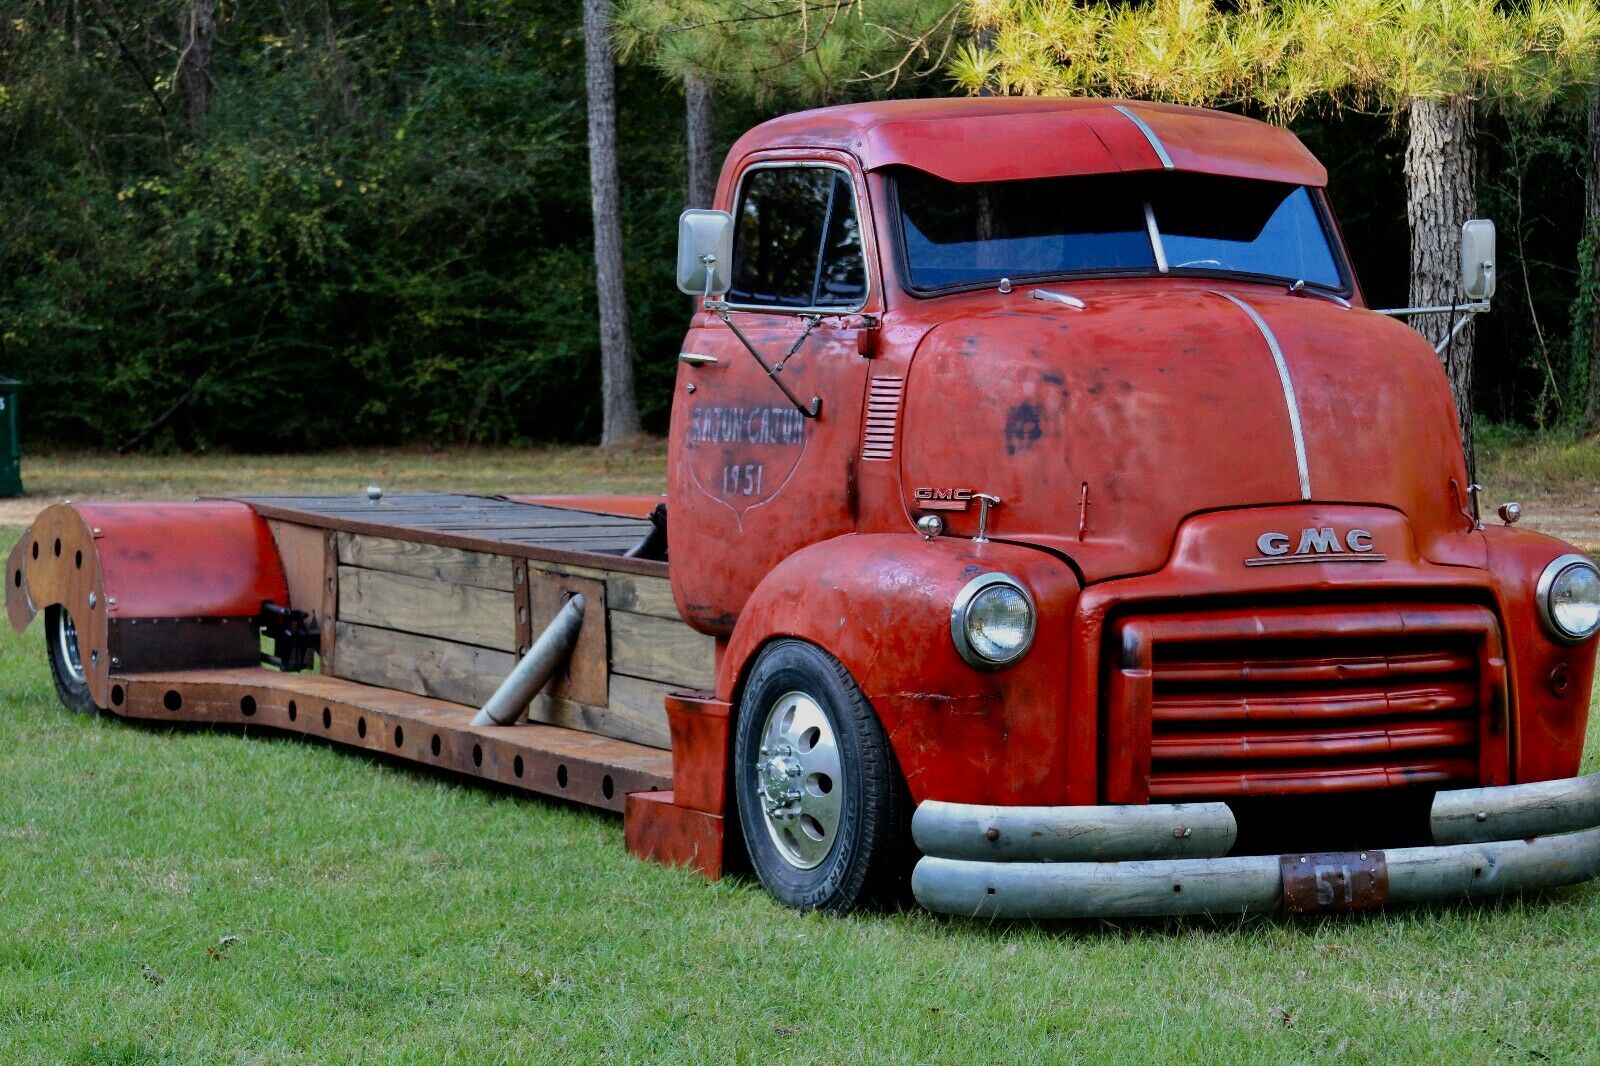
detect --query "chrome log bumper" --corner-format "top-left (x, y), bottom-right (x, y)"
top-left (910, 773), bottom-right (1600, 919)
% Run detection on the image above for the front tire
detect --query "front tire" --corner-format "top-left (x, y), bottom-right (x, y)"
top-left (45, 605), bottom-right (97, 714)
top-left (734, 639), bottom-right (913, 913)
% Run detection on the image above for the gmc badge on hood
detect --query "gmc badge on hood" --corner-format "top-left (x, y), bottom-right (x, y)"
top-left (1246, 527), bottom-right (1386, 567)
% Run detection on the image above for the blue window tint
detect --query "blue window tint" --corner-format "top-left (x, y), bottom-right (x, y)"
top-left (897, 171), bottom-right (1154, 290)
top-left (1155, 185), bottom-right (1341, 289)
top-left (893, 168), bottom-right (1347, 293)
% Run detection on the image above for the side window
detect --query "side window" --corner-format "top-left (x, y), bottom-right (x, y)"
top-left (728, 167), bottom-right (866, 310)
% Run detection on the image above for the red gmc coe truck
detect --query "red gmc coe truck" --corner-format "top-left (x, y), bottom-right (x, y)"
top-left (11, 98), bottom-right (1600, 919)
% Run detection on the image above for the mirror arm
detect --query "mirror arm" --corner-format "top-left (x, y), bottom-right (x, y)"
top-left (1374, 302), bottom-right (1491, 318)
top-left (710, 306), bottom-right (822, 419)
top-left (701, 255), bottom-right (719, 302)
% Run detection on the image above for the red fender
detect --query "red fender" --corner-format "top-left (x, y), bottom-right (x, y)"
top-left (1484, 527), bottom-right (1599, 782)
top-left (718, 534), bottom-right (1081, 806)
top-left (6, 502), bottom-right (288, 708)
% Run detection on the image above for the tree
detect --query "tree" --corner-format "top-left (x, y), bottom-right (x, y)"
top-left (584, 0), bottom-right (643, 444)
top-left (177, 0), bottom-right (216, 136)
top-left (685, 71), bottom-right (717, 209)
top-left (1588, 87), bottom-right (1600, 433)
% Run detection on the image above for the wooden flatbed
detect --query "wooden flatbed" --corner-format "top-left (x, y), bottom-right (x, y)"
top-left (96, 493), bottom-right (712, 814)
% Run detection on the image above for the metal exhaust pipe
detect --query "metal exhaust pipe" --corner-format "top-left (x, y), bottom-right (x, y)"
top-left (472, 594), bottom-right (585, 727)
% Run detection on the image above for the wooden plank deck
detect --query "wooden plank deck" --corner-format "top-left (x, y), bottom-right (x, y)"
top-left (237, 493), bottom-right (702, 754)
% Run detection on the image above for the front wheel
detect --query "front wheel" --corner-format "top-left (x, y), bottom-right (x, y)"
top-left (733, 639), bottom-right (913, 912)
top-left (45, 605), bottom-right (97, 714)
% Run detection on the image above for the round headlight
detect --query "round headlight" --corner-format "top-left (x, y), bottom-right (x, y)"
top-left (1537, 554), bottom-right (1600, 644)
top-left (951, 573), bottom-right (1036, 668)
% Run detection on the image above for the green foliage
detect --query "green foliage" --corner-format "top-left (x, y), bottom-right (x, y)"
top-left (1, 0), bottom-right (1596, 448)
top-left (956, 0), bottom-right (1600, 116)
top-left (615, 0), bottom-right (966, 103)
top-left (0, 0), bottom-right (700, 449)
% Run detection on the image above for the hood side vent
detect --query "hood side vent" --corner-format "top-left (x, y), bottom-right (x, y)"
top-left (862, 376), bottom-right (905, 461)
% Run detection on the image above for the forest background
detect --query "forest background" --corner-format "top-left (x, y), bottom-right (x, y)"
top-left (2, 0), bottom-right (1595, 452)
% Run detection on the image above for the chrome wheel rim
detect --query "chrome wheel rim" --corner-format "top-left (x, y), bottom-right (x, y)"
top-left (754, 691), bottom-right (843, 870)
top-left (56, 609), bottom-right (86, 686)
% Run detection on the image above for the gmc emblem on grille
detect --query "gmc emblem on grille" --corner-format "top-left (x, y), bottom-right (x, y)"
top-left (1245, 527), bottom-right (1387, 567)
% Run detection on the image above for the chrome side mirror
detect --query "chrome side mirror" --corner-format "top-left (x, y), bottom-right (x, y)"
top-left (1460, 219), bottom-right (1496, 303)
top-left (676, 209), bottom-right (734, 298)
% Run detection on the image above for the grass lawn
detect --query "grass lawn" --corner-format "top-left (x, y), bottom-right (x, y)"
top-left (3, 438), bottom-right (1600, 1061)
top-left (1, 520), bottom-right (1599, 1062)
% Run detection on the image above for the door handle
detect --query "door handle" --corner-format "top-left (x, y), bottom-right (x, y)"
top-left (678, 352), bottom-right (719, 366)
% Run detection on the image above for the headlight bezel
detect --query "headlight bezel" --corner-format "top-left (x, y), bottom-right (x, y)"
top-left (950, 572), bottom-right (1037, 669)
top-left (1536, 553), bottom-right (1600, 645)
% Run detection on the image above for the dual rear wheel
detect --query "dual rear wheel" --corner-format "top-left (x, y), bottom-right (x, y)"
top-left (733, 640), bottom-right (914, 913)
top-left (45, 605), bottom-right (96, 714)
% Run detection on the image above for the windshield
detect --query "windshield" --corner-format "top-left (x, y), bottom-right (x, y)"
top-left (894, 169), bottom-right (1346, 293)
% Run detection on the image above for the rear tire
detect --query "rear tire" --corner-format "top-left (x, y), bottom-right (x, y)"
top-left (733, 639), bottom-right (913, 913)
top-left (45, 605), bottom-right (97, 714)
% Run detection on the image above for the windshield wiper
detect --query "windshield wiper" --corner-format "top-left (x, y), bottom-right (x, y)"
top-left (1287, 279), bottom-right (1351, 307)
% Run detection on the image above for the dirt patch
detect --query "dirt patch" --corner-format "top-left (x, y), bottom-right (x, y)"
top-left (0, 498), bottom-right (48, 528)
top-left (1516, 487), bottom-right (1600, 556)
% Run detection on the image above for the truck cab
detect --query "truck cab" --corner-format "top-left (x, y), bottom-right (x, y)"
top-left (667, 98), bottom-right (1600, 915)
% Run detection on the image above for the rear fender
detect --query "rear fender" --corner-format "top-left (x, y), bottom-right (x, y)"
top-left (6, 502), bottom-right (288, 708)
top-left (719, 534), bottom-right (1081, 806)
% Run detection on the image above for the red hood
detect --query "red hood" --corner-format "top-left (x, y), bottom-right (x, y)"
top-left (897, 282), bottom-right (1475, 582)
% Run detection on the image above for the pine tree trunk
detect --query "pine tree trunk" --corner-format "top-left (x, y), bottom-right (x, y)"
top-left (1585, 87), bottom-right (1600, 435)
top-left (685, 73), bottom-right (717, 211)
top-left (1405, 96), bottom-right (1477, 457)
top-left (582, 0), bottom-right (641, 444)
top-left (178, 0), bottom-right (215, 137)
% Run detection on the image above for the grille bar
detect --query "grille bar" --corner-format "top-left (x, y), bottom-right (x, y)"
top-left (1149, 758), bottom-right (1479, 800)
top-left (1152, 719), bottom-right (1477, 762)
top-left (1152, 679), bottom-right (1477, 724)
top-left (1154, 649), bottom-right (1475, 686)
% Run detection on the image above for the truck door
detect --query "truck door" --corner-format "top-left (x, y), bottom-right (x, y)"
top-left (668, 159), bottom-right (875, 634)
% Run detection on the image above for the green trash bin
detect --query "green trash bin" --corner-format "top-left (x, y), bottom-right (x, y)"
top-left (0, 377), bottom-right (22, 498)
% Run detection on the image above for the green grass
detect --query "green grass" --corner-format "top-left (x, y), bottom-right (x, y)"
top-left (3, 525), bottom-right (1600, 1061)
top-left (1477, 425), bottom-right (1600, 501)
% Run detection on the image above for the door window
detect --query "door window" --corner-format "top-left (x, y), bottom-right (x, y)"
top-left (728, 166), bottom-right (867, 310)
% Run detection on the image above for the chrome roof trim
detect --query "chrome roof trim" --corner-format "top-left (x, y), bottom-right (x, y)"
top-left (1113, 105), bottom-right (1175, 170)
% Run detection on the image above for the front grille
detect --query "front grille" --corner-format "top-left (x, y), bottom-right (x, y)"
top-left (1105, 603), bottom-right (1506, 803)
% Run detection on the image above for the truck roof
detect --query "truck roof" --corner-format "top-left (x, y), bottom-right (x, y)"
top-left (727, 97), bottom-right (1327, 188)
